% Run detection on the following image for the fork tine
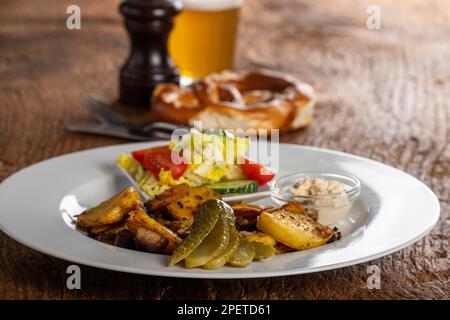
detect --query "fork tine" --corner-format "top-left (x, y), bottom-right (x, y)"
top-left (142, 122), bottom-right (188, 133)
top-left (81, 94), bottom-right (185, 140)
top-left (151, 121), bottom-right (188, 131)
top-left (80, 96), bottom-right (107, 124)
top-left (82, 94), bottom-right (130, 125)
top-left (151, 130), bottom-right (174, 140)
top-left (85, 94), bottom-right (129, 124)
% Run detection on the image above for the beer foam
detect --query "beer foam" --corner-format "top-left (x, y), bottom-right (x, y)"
top-left (181, 0), bottom-right (242, 11)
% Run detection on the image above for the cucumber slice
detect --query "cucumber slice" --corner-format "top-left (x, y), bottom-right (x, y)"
top-left (228, 239), bottom-right (255, 267)
top-left (169, 200), bottom-right (228, 266)
top-left (206, 180), bottom-right (258, 195)
top-left (253, 242), bottom-right (276, 260)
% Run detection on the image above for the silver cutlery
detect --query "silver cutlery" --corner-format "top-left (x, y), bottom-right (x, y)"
top-left (67, 94), bottom-right (184, 141)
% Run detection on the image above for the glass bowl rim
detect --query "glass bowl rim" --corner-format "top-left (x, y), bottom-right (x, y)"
top-left (270, 172), bottom-right (361, 203)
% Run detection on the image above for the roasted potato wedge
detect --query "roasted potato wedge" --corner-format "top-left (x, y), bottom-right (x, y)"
top-left (149, 183), bottom-right (190, 211)
top-left (147, 185), bottom-right (220, 221)
top-left (88, 224), bottom-right (113, 234)
top-left (257, 205), bottom-right (336, 250)
top-left (166, 186), bottom-right (221, 220)
top-left (77, 187), bottom-right (140, 227)
top-left (167, 219), bottom-right (192, 237)
top-left (126, 205), bottom-right (181, 254)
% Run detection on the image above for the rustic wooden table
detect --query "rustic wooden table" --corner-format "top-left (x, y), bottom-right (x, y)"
top-left (0, 0), bottom-right (448, 299)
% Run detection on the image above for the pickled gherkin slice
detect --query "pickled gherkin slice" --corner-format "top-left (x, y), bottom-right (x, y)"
top-left (253, 242), bottom-right (275, 260)
top-left (228, 239), bottom-right (255, 267)
top-left (203, 219), bottom-right (240, 270)
top-left (169, 200), bottom-right (229, 266)
top-left (185, 214), bottom-right (229, 268)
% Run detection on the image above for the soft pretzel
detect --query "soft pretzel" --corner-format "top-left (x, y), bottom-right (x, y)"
top-left (151, 70), bottom-right (316, 132)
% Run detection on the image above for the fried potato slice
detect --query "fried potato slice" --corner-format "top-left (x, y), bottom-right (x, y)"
top-left (126, 205), bottom-right (181, 254)
top-left (89, 222), bottom-right (128, 235)
top-left (232, 203), bottom-right (264, 230)
top-left (274, 243), bottom-right (295, 254)
top-left (88, 224), bottom-right (112, 234)
top-left (274, 202), bottom-right (318, 220)
top-left (253, 242), bottom-right (276, 260)
top-left (231, 203), bottom-right (263, 218)
top-left (239, 231), bottom-right (277, 247)
top-left (77, 187), bottom-right (140, 227)
top-left (239, 231), bottom-right (277, 260)
top-left (256, 204), bottom-right (336, 250)
top-left (148, 183), bottom-right (191, 211)
top-left (167, 219), bottom-right (193, 237)
top-left (166, 186), bottom-right (221, 220)
top-left (269, 202), bottom-right (308, 215)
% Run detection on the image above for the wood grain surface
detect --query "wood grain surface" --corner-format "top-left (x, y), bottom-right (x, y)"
top-left (0, 0), bottom-right (448, 299)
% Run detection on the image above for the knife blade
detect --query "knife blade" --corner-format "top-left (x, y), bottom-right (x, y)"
top-left (66, 122), bottom-right (170, 141)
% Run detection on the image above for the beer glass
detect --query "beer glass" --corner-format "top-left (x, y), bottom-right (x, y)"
top-left (168, 0), bottom-right (242, 79)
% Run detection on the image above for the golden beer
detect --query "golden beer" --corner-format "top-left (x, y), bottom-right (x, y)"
top-left (169, 0), bottom-right (241, 79)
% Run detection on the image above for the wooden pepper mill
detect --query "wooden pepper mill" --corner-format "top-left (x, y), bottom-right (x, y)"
top-left (119, 0), bottom-right (182, 107)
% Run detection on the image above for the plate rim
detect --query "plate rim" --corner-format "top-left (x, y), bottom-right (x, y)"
top-left (0, 142), bottom-right (441, 279)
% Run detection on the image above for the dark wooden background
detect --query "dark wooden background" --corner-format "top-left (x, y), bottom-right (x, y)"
top-left (0, 0), bottom-right (448, 299)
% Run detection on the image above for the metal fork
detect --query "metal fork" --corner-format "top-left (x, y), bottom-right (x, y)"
top-left (67, 94), bottom-right (186, 141)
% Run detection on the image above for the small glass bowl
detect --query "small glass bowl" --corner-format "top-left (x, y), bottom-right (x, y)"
top-left (270, 172), bottom-right (361, 225)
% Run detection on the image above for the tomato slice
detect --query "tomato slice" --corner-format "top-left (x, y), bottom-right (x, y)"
top-left (140, 146), bottom-right (187, 179)
top-left (241, 158), bottom-right (275, 185)
top-left (131, 148), bottom-right (152, 163)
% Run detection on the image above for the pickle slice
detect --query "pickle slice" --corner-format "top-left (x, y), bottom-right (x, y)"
top-left (203, 220), bottom-right (240, 270)
top-left (253, 242), bottom-right (275, 260)
top-left (185, 214), bottom-right (229, 268)
top-left (228, 239), bottom-right (255, 267)
top-left (169, 200), bottom-right (228, 266)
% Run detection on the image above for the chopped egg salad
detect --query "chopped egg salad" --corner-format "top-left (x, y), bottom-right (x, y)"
top-left (117, 129), bottom-right (275, 198)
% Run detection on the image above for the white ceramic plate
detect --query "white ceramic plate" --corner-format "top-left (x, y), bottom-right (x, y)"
top-left (0, 142), bottom-right (440, 279)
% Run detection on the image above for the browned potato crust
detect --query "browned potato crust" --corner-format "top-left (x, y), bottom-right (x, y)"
top-left (166, 186), bottom-right (221, 220)
top-left (274, 243), bottom-right (296, 254)
top-left (271, 202), bottom-right (308, 215)
top-left (149, 183), bottom-right (190, 211)
top-left (166, 219), bottom-right (192, 237)
top-left (232, 203), bottom-right (264, 230)
top-left (88, 224), bottom-right (112, 234)
top-left (231, 203), bottom-right (264, 218)
top-left (257, 204), bottom-right (335, 250)
top-left (89, 222), bottom-right (127, 235)
top-left (77, 187), bottom-right (140, 227)
top-left (148, 185), bottom-right (221, 221)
